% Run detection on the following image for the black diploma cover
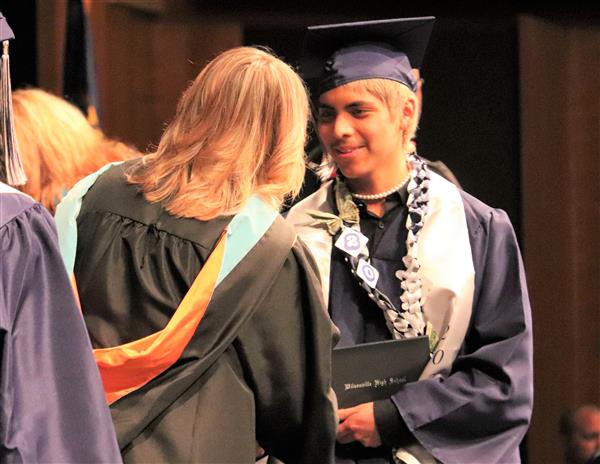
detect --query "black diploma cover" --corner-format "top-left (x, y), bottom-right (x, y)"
top-left (332, 336), bottom-right (430, 408)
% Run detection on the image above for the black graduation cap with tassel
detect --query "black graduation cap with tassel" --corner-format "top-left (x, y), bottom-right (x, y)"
top-left (0, 11), bottom-right (26, 186)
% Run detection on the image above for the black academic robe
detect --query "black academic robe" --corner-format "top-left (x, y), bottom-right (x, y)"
top-left (73, 163), bottom-right (337, 463)
top-left (0, 183), bottom-right (121, 463)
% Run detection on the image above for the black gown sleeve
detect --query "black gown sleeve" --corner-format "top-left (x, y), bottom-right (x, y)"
top-left (234, 239), bottom-right (338, 464)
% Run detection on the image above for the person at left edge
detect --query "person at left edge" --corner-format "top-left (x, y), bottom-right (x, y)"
top-left (55, 46), bottom-right (337, 463)
top-left (0, 11), bottom-right (121, 463)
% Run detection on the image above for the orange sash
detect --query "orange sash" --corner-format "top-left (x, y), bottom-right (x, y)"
top-left (79, 231), bottom-right (226, 405)
top-left (56, 166), bottom-right (280, 406)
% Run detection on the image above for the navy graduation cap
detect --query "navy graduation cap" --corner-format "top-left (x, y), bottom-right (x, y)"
top-left (301, 16), bottom-right (435, 96)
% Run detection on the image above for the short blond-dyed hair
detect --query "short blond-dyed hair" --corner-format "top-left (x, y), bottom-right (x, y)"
top-left (128, 46), bottom-right (309, 220)
top-left (339, 78), bottom-right (419, 154)
top-left (12, 88), bottom-right (138, 213)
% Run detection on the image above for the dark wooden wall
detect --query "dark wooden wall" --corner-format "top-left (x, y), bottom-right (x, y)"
top-left (37, 1), bottom-right (242, 152)
top-left (519, 15), bottom-right (600, 464)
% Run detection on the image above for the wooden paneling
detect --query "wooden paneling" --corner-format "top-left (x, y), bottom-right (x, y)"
top-left (519, 15), bottom-right (600, 464)
top-left (36, 0), bottom-right (67, 94)
top-left (38, 2), bottom-right (242, 151)
top-left (89, 4), bottom-right (242, 151)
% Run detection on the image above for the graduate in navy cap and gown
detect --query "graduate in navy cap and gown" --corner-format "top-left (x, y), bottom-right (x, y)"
top-left (287, 17), bottom-right (533, 464)
top-left (0, 12), bottom-right (121, 463)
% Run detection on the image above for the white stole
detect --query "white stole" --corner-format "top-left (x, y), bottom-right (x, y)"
top-left (286, 172), bottom-right (475, 379)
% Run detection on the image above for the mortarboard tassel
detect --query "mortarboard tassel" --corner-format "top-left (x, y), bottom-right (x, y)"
top-left (1, 39), bottom-right (26, 186)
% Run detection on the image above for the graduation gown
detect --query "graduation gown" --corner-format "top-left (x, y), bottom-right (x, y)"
top-left (287, 172), bottom-right (533, 464)
top-left (70, 162), bottom-right (337, 463)
top-left (0, 183), bottom-right (121, 463)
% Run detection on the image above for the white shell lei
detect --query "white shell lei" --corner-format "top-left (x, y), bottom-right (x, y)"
top-left (393, 153), bottom-right (429, 338)
top-left (391, 154), bottom-right (432, 464)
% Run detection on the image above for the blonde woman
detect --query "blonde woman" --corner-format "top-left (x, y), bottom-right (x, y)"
top-left (55, 46), bottom-right (337, 463)
top-left (12, 88), bottom-right (137, 213)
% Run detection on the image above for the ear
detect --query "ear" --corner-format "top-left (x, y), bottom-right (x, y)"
top-left (401, 96), bottom-right (416, 129)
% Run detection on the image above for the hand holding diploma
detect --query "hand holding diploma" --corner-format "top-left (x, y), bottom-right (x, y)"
top-left (337, 402), bottom-right (382, 448)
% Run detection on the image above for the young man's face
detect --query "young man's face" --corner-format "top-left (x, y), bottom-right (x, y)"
top-left (317, 84), bottom-right (405, 185)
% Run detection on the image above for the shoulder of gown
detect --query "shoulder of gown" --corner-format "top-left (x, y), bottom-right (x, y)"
top-left (0, 188), bottom-right (121, 463)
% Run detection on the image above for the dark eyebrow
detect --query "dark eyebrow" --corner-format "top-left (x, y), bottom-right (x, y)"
top-left (318, 101), bottom-right (373, 110)
top-left (347, 101), bottom-right (373, 108)
top-left (317, 102), bottom-right (334, 110)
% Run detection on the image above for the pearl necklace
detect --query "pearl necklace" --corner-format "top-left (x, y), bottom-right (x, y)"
top-left (349, 172), bottom-right (411, 201)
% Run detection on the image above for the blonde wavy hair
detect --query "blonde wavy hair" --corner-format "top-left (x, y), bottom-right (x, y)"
top-left (128, 46), bottom-right (309, 220)
top-left (12, 88), bottom-right (138, 213)
top-left (342, 78), bottom-right (419, 154)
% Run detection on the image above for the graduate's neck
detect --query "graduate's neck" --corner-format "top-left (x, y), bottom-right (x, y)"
top-left (345, 159), bottom-right (410, 198)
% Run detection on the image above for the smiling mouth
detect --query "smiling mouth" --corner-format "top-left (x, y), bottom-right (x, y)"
top-left (333, 146), bottom-right (363, 157)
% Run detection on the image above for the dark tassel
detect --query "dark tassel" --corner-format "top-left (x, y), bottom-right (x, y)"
top-left (1, 39), bottom-right (26, 186)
